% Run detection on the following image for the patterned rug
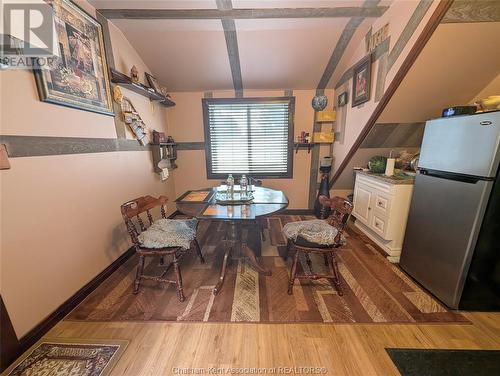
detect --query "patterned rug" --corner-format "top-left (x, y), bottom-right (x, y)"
top-left (2, 338), bottom-right (127, 376)
top-left (68, 216), bottom-right (468, 324)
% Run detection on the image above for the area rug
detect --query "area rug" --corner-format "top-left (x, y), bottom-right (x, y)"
top-left (2, 338), bottom-right (128, 376)
top-left (68, 216), bottom-right (468, 324)
top-left (386, 348), bottom-right (500, 376)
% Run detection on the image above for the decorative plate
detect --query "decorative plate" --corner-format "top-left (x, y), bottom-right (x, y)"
top-left (312, 95), bottom-right (328, 111)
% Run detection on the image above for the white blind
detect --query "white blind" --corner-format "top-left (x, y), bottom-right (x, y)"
top-left (204, 99), bottom-right (293, 177)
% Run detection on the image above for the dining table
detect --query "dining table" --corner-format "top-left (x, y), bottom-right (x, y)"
top-left (176, 186), bottom-right (289, 295)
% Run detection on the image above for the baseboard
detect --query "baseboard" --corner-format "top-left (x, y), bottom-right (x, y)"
top-left (16, 246), bottom-right (135, 358)
top-left (1, 296), bottom-right (20, 372)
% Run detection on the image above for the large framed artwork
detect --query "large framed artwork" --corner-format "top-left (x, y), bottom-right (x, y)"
top-left (351, 54), bottom-right (372, 107)
top-left (33, 0), bottom-right (113, 115)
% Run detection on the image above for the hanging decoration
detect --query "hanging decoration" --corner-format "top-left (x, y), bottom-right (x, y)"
top-left (311, 95), bottom-right (328, 111)
top-left (113, 86), bottom-right (149, 145)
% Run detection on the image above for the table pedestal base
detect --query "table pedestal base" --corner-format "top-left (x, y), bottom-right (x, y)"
top-left (213, 221), bottom-right (271, 296)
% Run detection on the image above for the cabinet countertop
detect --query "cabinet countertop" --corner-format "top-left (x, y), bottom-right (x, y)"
top-left (355, 170), bottom-right (415, 185)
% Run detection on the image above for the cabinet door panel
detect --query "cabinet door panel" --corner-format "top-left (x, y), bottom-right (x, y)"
top-left (353, 183), bottom-right (372, 224)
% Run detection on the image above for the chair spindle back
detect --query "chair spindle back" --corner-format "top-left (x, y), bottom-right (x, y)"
top-left (120, 195), bottom-right (169, 245)
top-left (319, 196), bottom-right (353, 243)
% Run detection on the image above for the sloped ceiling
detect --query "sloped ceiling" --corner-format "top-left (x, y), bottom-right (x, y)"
top-left (89, 0), bottom-right (391, 91)
top-left (378, 21), bottom-right (500, 123)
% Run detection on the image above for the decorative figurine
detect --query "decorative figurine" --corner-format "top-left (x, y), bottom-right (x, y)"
top-left (130, 65), bottom-right (139, 83)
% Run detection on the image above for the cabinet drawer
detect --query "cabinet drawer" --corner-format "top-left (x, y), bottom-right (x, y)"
top-left (374, 193), bottom-right (391, 215)
top-left (371, 214), bottom-right (387, 236)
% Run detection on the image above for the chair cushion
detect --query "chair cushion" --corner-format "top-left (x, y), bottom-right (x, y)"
top-left (294, 236), bottom-right (333, 249)
top-left (282, 219), bottom-right (345, 246)
top-left (138, 219), bottom-right (197, 249)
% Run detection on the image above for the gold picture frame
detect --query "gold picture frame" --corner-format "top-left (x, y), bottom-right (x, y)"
top-left (33, 0), bottom-right (113, 115)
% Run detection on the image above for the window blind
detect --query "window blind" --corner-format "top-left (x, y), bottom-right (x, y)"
top-left (203, 98), bottom-right (294, 178)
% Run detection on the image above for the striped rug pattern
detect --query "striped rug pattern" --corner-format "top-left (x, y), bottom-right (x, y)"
top-left (68, 216), bottom-right (467, 324)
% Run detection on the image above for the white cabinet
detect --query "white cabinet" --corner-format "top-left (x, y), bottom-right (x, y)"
top-left (352, 172), bottom-right (414, 263)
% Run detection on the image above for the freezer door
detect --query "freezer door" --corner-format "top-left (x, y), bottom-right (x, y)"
top-left (419, 112), bottom-right (500, 178)
top-left (399, 172), bottom-right (493, 309)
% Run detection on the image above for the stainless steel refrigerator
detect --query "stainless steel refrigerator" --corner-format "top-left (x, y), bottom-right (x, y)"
top-left (400, 111), bottom-right (500, 310)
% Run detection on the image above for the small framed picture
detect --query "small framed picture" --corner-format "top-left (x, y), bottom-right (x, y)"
top-left (352, 54), bottom-right (372, 107)
top-left (145, 72), bottom-right (162, 93)
top-left (338, 91), bottom-right (348, 107)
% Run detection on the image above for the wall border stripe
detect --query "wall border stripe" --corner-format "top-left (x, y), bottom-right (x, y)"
top-left (0, 136), bottom-right (207, 157)
top-left (387, 0), bottom-right (434, 70)
top-left (0, 136), bottom-right (149, 157)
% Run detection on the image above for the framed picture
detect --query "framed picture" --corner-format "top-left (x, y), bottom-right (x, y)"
top-left (33, 0), bottom-right (113, 116)
top-left (351, 54), bottom-right (372, 107)
top-left (338, 91), bottom-right (348, 107)
top-left (145, 72), bottom-right (162, 93)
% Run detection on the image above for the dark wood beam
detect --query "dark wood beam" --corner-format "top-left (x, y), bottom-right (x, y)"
top-left (329, 0), bottom-right (454, 189)
top-left (217, 0), bottom-right (243, 97)
top-left (98, 7), bottom-right (389, 20)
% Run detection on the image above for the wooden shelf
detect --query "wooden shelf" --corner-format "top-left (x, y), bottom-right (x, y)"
top-left (294, 142), bottom-right (316, 154)
top-left (110, 69), bottom-right (175, 107)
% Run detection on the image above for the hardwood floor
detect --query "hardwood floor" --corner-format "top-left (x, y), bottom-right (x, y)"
top-left (13, 216), bottom-right (500, 375)
top-left (46, 312), bottom-right (500, 375)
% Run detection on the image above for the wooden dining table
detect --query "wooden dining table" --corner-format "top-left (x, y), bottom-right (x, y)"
top-left (176, 186), bottom-right (288, 295)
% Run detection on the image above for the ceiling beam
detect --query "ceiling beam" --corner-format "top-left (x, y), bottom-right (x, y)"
top-left (216, 0), bottom-right (243, 97)
top-left (98, 7), bottom-right (388, 20)
top-left (316, 17), bottom-right (364, 93)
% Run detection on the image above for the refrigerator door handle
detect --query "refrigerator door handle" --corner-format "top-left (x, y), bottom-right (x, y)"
top-left (419, 169), bottom-right (492, 184)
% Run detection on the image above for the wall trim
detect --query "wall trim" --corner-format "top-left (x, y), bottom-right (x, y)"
top-left (329, 0), bottom-right (453, 189)
top-left (0, 135), bottom-right (149, 157)
top-left (177, 142), bottom-right (205, 150)
top-left (0, 296), bottom-right (20, 372)
top-left (14, 247), bottom-right (135, 365)
top-left (0, 136), bottom-right (208, 157)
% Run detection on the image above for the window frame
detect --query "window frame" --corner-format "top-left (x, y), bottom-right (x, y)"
top-left (202, 96), bottom-right (295, 180)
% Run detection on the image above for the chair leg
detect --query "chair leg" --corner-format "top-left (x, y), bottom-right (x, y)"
top-left (323, 253), bottom-right (329, 266)
top-left (329, 252), bottom-right (343, 296)
top-left (287, 249), bottom-right (300, 295)
top-left (133, 255), bottom-right (145, 294)
top-left (260, 220), bottom-right (266, 241)
top-left (193, 239), bottom-right (205, 264)
top-left (173, 254), bottom-right (185, 302)
top-left (284, 239), bottom-right (291, 261)
top-left (305, 253), bottom-right (314, 274)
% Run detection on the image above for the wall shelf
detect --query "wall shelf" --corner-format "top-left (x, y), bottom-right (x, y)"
top-left (110, 68), bottom-right (175, 107)
top-left (294, 142), bottom-right (316, 154)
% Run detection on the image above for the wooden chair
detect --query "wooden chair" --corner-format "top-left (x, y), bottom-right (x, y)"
top-left (120, 195), bottom-right (204, 302)
top-left (284, 196), bottom-right (353, 296)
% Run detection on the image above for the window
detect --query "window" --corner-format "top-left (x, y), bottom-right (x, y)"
top-left (202, 97), bottom-right (295, 179)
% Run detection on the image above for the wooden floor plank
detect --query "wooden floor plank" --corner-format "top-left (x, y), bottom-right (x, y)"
top-left (45, 312), bottom-right (500, 376)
